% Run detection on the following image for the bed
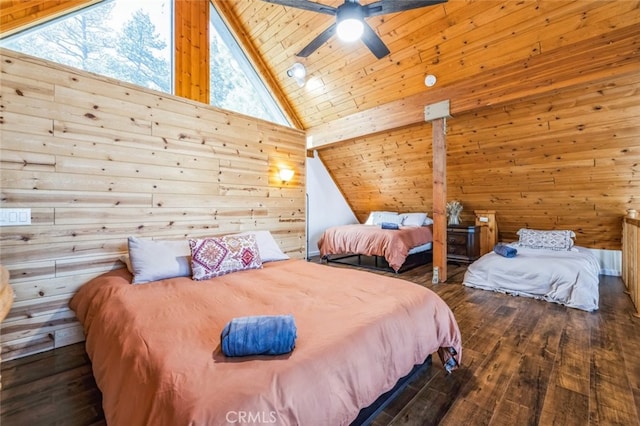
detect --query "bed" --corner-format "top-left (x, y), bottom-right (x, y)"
top-left (463, 232), bottom-right (600, 312)
top-left (70, 235), bottom-right (461, 426)
top-left (318, 212), bottom-right (434, 272)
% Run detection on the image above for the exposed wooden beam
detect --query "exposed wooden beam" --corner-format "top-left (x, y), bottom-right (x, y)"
top-left (211, 0), bottom-right (304, 130)
top-left (174, 0), bottom-right (210, 104)
top-left (0, 0), bottom-right (101, 37)
top-left (306, 24), bottom-right (640, 148)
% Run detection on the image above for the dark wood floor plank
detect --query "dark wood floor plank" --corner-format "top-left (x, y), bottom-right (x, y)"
top-left (488, 399), bottom-right (536, 426)
top-left (539, 384), bottom-right (590, 426)
top-left (2, 259), bottom-right (640, 426)
top-left (492, 304), bottom-right (567, 424)
top-left (553, 312), bottom-right (592, 396)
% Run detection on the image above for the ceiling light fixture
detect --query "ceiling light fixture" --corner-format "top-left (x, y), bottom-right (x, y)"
top-left (424, 74), bottom-right (437, 87)
top-left (287, 62), bottom-right (307, 87)
top-left (336, 2), bottom-right (364, 42)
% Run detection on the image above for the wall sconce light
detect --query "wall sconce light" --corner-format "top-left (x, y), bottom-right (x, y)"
top-left (287, 62), bottom-right (307, 87)
top-left (424, 74), bottom-right (437, 87)
top-left (279, 168), bottom-right (294, 183)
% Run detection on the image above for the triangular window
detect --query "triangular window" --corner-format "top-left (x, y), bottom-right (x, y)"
top-left (209, 5), bottom-right (289, 126)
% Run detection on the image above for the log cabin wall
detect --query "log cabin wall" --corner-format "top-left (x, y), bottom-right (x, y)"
top-left (316, 71), bottom-right (639, 251)
top-left (0, 49), bottom-right (306, 361)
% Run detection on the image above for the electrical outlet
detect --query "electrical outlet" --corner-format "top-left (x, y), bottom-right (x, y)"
top-left (478, 216), bottom-right (489, 223)
top-left (432, 266), bottom-right (439, 284)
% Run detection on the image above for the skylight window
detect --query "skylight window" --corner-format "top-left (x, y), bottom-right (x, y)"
top-left (0, 0), bottom-right (172, 94)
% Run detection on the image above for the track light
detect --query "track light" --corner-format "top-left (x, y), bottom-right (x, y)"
top-left (286, 62), bottom-right (306, 87)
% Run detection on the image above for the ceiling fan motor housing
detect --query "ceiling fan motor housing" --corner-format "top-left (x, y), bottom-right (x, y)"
top-left (336, 2), bottom-right (365, 41)
top-left (337, 1), bottom-right (365, 22)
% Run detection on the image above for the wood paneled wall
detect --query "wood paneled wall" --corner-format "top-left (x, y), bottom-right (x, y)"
top-left (317, 72), bottom-right (639, 251)
top-left (0, 49), bottom-right (306, 361)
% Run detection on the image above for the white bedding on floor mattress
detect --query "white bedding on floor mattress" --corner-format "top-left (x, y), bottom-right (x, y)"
top-left (462, 245), bottom-right (600, 311)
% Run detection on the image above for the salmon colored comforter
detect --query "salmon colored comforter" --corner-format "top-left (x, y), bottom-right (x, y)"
top-left (318, 225), bottom-right (433, 271)
top-left (70, 259), bottom-right (461, 426)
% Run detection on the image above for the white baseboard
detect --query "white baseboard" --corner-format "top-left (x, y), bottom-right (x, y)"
top-left (587, 248), bottom-right (621, 277)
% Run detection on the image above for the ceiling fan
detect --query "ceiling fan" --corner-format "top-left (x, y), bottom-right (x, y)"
top-left (263, 0), bottom-right (447, 59)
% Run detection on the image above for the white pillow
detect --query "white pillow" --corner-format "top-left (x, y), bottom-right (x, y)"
top-left (127, 237), bottom-right (192, 284)
top-left (119, 254), bottom-right (133, 272)
top-left (364, 211), bottom-right (397, 225)
top-left (402, 212), bottom-right (428, 227)
top-left (373, 212), bottom-right (403, 226)
top-left (423, 217), bottom-right (434, 226)
top-left (238, 230), bottom-right (290, 262)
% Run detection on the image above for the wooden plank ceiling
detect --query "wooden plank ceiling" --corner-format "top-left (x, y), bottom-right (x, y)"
top-left (2, 0), bottom-right (638, 142)
top-left (220, 0), bottom-right (640, 144)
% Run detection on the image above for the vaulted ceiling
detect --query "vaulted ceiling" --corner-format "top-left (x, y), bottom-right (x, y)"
top-left (215, 0), bottom-right (639, 146)
top-left (2, 0), bottom-right (639, 146)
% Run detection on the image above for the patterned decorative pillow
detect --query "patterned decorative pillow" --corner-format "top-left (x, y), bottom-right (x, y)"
top-left (189, 234), bottom-right (262, 280)
top-left (516, 228), bottom-right (575, 251)
top-left (238, 230), bottom-right (289, 262)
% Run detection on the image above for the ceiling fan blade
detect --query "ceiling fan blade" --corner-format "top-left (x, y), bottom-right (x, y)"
top-left (364, 0), bottom-right (447, 17)
top-left (297, 23), bottom-right (337, 57)
top-left (262, 0), bottom-right (336, 15)
top-left (361, 22), bottom-right (390, 59)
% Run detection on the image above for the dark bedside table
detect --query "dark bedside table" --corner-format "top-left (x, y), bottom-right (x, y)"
top-left (447, 224), bottom-right (481, 263)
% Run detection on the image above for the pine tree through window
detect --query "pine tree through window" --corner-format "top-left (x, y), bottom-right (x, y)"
top-left (1, 1), bottom-right (289, 127)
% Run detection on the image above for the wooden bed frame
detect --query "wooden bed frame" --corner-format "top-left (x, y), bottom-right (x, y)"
top-left (323, 250), bottom-right (433, 273)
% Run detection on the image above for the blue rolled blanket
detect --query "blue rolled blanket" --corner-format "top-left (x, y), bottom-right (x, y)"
top-left (381, 222), bottom-right (400, 230)
top-left (221, 314), bottom-right (297, 357)
top-left (493, 243), bottom-right (517, 258)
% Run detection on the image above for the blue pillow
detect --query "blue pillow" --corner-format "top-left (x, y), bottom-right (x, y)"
top-left (381, 222), bottom-right (400, 230)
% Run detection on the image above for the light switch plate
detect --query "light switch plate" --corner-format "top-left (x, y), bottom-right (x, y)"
top-left (0, 208), bottom-right (31, 226)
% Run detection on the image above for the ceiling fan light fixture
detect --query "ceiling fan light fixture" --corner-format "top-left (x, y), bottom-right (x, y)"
top-left (336, 2), bottom-right (364, 42)
top-left (337, 18), bottom-right (363, 42)
top-left (265, 0), bottom-right (447, 59)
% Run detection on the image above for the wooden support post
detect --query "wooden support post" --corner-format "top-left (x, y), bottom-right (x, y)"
top-left (174, 0), bottom-right (210, 103)
top-left (432, 118), bottom-right (447, 282)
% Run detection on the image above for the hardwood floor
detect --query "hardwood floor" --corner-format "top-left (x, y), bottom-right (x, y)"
top-left (2, 259), bottom-right (639, 426)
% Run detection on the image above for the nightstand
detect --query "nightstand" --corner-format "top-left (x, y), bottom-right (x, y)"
top-left (447, 224), bottom-right (481, 264)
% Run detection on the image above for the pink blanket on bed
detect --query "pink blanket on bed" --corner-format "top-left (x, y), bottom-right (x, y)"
top-left (318, 224), bottom-right (433, 271)
top-left (70, 259), bottom-right (460, 426)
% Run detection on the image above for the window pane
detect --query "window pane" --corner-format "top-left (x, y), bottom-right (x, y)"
top-left (209, 5), bottom-right (290, 127)
top-left (1, 0), bottom-right (172, 94)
